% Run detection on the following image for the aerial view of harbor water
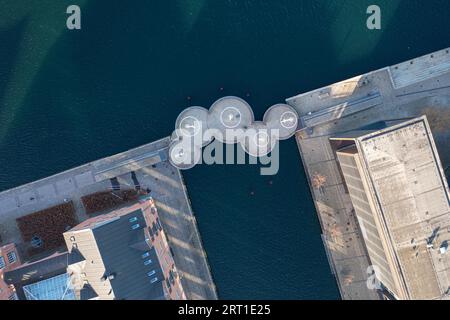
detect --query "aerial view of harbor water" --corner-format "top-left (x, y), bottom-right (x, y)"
top-left (1, 0), bottom-right (450, 310)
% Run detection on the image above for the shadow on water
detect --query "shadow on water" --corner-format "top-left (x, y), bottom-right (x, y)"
top-left (1, 0), bottom-right (450, 299)
top-left (0, 17), bottom-right (28, 123)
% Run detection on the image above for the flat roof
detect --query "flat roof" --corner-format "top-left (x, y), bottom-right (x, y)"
top-left (355, 116), bottom-right (450, 299)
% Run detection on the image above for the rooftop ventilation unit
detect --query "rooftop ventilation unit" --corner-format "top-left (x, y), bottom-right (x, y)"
top-left (150, 277), bottom-right (158, 284)
top-left (440, 241), bottom-right (449, 254)
top-left (144, 259), bottom-right (152, 266)
top-left (101, 273), bottom-right (116, 281)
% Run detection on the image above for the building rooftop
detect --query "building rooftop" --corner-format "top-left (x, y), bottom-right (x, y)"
top-left (64, 198), bottom-right (171, 300)
top-left (337, 116), bottom-right (450, 299)
top-left (92, 209), bottom-right (165, 300)
top-left (4, 197), bottom-right (183, 300)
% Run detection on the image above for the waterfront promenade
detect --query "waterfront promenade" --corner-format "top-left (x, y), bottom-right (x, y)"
top-left (1, 47), bottom-right (449, 300)
top-left (287, 47), bottom-right (450, 299)
top-left (0, 137), bottom-right (217, 300)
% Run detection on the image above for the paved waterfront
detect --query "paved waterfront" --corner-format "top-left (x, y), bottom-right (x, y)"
top-left (0, 137), bottom-right (217, 300)
top-left (287, 48), bottom-right (450, 299)
top-left (2, 1), bottom-right (450, 300)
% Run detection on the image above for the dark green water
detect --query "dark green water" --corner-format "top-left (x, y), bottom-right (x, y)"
top-left (1, 0), bottom-right (450, 299)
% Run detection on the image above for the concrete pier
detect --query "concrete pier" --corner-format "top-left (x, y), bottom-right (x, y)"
top-left (287, 47), bottom-right (450, 299)
top-left (0, 137), bottom-right (217, 300)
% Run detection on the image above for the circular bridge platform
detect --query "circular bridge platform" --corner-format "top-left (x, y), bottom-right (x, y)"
top-left (207, 96), bottom-right (254, 144)
top-left (263, 104), bottom-right (299, 140)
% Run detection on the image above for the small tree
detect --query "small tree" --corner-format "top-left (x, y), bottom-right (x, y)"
top-left (312, 172), bottom-right (327, 189)
top-left (344, 274), bottom-right (354, 286)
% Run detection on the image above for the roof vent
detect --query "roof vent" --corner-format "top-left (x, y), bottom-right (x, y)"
top-left (31, 236), bottom-right (43, 248)
top-left (144, 259), bottom-right (152, 266)
top-left (132, 224), bottom-right (140, 230)
top-left (440, 241), bottom-right (448, 254)
top-left (150, 277), bottom-right (158, 284)
top-left (102, 273), bottom-right (116, 281)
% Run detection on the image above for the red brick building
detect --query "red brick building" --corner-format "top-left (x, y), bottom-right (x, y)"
top-left (63, 195), bottom-right (186, 300)
top-left (3, 195), bottom-right (185, 300)
top-left (0, 243), bottom-right (21, 300)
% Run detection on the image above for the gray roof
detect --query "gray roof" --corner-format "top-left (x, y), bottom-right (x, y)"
top-left (353, 116), bottom-right (450, 299)
top-left (90, 209), bottom-right (165, 300)
top-left (79, 284), bottom-right (98, 300)
top-left (68, 248), bottom-right (85, 265)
